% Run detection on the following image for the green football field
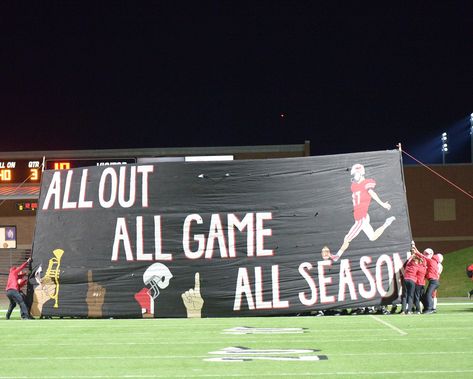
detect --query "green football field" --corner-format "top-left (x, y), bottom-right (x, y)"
top-left (1, 301), bottom-right (473, 378)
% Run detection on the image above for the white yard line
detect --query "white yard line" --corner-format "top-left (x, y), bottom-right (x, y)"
top-left (436, 302), bottom-right (472, 305)
top-left (0, 351), bottom-right (471, 361)
top-left (369, 314), bottom-right (407, 336)
top-left (2, 370), bottom-right (473, 378)
top-left (0, 335), bottom-right (470, 347)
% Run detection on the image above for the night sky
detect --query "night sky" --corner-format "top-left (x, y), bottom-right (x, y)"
top-left (2, 2), bottom-right (473, 164)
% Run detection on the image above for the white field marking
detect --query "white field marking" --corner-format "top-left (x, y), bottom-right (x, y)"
top-left (2, 370), bottom-right (473, 378)
top-left (0, 326), bottom-right (409, 333)
top-left (369, 315), bottom-right (407, 336)
top-left (222, 326), bottom-right (306, 334)
top-left (0, 313), bottom-right (471, 327)
top-left (0, 336), bottom-right (392, 345)
top-left (0, 351), bottom-right (471, 361)
top-left (209, 347), bottom-right (316, 355)
top-left (206, 347), bottom-right (325, 362)
top-left (436, 302), bottom-right (472, 305)
top-left (1, 318), bottom-right (471, 327)
top-left (0, 320), bottom-right (426, 330)
top-left (0, 335), bottom-right (470, 347)
top-left (1, 309), bottom-right (471, 323)
top-left (1, 325), bottom-right (472, 337)
top-left (204, 355), bottom-right (326, 362)
top-left (330, 351), bottom-right (473, 356)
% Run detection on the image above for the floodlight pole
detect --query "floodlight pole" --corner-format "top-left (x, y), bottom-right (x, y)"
top-left (441, 132), bottom-right (448, 165)
top-left (471, 130), bottom-right (473, 163)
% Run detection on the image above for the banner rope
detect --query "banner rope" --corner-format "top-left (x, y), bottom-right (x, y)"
top-left (0, 157), bottom-right (44, 209)
top-left (0, 174), bottom-right (36, 209)
top-left (399, 145), bottom-right (473, 201)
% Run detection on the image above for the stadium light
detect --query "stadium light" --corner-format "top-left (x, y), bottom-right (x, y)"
top-left (441, 132), bottom-right (448, 165)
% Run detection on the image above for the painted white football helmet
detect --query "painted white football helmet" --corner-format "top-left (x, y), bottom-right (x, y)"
top-left (143, 263), bottom-right (173, 299)
top-left (350, 163), bottom-right (365, 176)
top-left (350, 163), bottom-right (365, 182)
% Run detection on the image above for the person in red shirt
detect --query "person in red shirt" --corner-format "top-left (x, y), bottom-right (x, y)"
top-left (413, 251), bottom-right (427, 314)
top-left (400, 249), bottom-right (424, 314)
top-left (331, 163), bottom-right (395, 262)
top-left (432, 253), bottom-right (444, 311)
top-left (5, 257), bottom-right (32, 320)
top-left (422, 249), bottom-right (440, 314)
top-left (467, 263), bottom-right (473, 299)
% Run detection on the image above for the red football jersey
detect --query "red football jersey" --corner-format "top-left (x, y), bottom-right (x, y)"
top-left (351, 178), bottom-right (376, 221)
top-left (134, 287), bottom-right (151, 314)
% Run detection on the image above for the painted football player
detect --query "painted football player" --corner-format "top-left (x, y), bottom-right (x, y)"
top-left (331, 163), bottom-right (395, 262)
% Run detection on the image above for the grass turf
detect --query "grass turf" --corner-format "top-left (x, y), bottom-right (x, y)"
top-left (440, 246), bottom-right (473, 297)
top-left (1, 302), bottom-right (473, 378)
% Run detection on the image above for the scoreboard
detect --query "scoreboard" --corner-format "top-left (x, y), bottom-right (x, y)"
top-left (0, 159), bottom-right (42, 183)
top-left (0, 158), bottom-right (136, 183)
top-left (44, 158), bottom-right (136, 170)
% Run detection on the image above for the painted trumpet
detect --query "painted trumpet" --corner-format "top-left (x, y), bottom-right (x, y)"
top-left (43, 248), bottom-right (64, 308)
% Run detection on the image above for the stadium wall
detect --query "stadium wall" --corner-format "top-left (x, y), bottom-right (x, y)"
top-left (404, 164), bottom-right (473, 254)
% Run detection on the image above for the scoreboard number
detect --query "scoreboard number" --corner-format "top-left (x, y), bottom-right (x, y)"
top-left (0, 169), bottom-right (12, 181)
top-left (30, 168), bottom-right (39, 181)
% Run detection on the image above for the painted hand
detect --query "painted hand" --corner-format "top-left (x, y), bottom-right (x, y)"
top-left (86, 270), bottom-right (106, 318)
top-left (31, 280), bottom-right (56, 317)
top-left (181, 272), bottom-right (204, 318)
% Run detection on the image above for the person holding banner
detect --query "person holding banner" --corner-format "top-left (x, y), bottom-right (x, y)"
top-left (5, 257), bottom-right (33, 320)
top-left (422, 248), bottom-right (440, 314)
top-left (409, 243), bottom-right (427, 314)
top-left (400, 249), bottom-right (424, 314)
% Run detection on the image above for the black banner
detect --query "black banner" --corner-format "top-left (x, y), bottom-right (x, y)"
top-left (30, 150), bottom-right (412, 318)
